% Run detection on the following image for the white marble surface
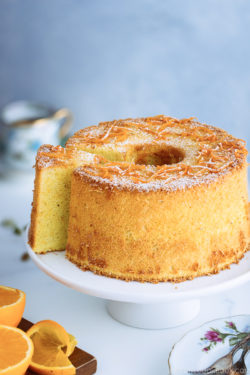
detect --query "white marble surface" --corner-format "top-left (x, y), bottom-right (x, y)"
top-left (0, 172), bottom-right (249, 375)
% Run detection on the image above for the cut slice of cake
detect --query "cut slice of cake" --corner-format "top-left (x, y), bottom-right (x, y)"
top-left (28, 145), bottom-right (103, 253)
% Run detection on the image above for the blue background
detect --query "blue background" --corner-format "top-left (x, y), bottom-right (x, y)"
top-left (0, 0), bottom-right (249, 143)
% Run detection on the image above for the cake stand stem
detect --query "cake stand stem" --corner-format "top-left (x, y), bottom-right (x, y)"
top-left (107, 299), bottom-right (200, 329)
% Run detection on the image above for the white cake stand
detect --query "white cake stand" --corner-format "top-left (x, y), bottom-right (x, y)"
top-left (26, 230), bottom-right (250, 329)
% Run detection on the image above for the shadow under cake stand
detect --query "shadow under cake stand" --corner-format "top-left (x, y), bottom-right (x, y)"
top-left (26, 229), bottom-right (250, 330)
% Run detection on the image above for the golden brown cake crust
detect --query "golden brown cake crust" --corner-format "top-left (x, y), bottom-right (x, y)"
top-left (66, 171), bottom-right (249, 282)
top-left (67, 200), bottom-right (250, 283)
top-left (66, 252), bottom-right (246, 284)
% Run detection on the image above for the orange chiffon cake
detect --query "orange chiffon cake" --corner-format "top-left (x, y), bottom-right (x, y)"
top-left (28, 144), bottom-right (103, 253)
top-left (29, 116), bottom-right (249, 282)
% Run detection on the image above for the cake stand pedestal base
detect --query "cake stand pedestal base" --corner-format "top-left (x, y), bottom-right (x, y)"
top-left (106, 299), bottom-right (200, 329)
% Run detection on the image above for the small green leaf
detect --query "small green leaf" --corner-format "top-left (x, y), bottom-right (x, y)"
top-left (14, 227), bottom-right (22, 235)
top-left (220, 333), bottom-right (230, 339)
top-left (229, 337), bottom-right (239, 346)
top-left (1, 218), bottom-right (27, 236)
top-left (1, 219), bottom-right (16, 227)
top-left (237, 333), bottom-right (249, 339)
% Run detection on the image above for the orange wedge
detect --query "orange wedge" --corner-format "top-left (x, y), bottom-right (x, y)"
top-left (26, 320), bottom-right (77, 375)
top-left (0, 285), bottom-right (26, 327)
top-left (0, 324), bottom-right (33, 375)
top-left (68, 333), bottom-right (78, 356)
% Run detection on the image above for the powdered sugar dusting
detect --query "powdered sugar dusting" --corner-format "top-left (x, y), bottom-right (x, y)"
top-left (70, 115), bottom-right (247, 192)
top-left (36, 144), bottom-right (101, 169)
top-left (38, 116), bottom-right (247, 191)
top-left (75, 165), bottom-right (233, 192)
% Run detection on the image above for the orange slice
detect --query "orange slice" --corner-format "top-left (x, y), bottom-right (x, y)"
top-left (26, 320), bottom-right (77, 375)
top-left (0, 285), bottom-right (26, 327)
top-left (0, 324), bottom-right (33, 375)
top-left (68, 333), bottom-right (78, 356)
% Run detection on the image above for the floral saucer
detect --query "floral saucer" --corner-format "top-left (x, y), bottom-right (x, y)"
top-left (168, 315), bottom-right (250, 374)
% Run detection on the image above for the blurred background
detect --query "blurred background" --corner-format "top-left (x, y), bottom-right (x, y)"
top-left (0, 0), bottom-right (249, 144)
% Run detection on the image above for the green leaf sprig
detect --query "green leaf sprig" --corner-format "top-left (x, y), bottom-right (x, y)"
top-left (1, 219), bottom-right (27, 236)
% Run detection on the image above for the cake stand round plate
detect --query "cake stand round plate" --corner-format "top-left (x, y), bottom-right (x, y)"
top-left (26, 229), bottom-right (250, 329)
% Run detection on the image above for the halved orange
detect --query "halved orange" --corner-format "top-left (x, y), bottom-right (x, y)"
top-left (0, 324), bottom-right (33, 375)
top-left (0, 285), bottom-right (26, 327)
top-left (26, 320), bottom-right (77, 375)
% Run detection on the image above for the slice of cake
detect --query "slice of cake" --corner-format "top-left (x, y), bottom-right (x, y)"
top-left (28, 145), bottom-right (103, 253)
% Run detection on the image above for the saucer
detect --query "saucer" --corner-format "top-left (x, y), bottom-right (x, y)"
top-left (169, 315), bottom-right (250, 374)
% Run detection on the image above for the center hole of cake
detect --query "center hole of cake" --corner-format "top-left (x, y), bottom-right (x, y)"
top-left (135, 145), bottom-right (185, 166)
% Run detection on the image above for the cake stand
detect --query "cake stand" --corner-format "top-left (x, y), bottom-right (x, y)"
top-left (26, 229), bottom-right (250, 329)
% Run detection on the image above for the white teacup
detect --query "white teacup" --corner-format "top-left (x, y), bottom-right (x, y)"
top-left (0, 101), bottom-right (73, 171)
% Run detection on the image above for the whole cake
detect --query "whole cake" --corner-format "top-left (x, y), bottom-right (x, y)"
top-left (29, 116), bottom-right (249, 283)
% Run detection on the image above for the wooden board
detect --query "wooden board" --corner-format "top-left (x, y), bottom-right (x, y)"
top-left (18, 318), bottom-right (97, 375)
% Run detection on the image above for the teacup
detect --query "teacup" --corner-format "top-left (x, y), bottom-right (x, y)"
top-left (0, 101), bottom-right (73, 171)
